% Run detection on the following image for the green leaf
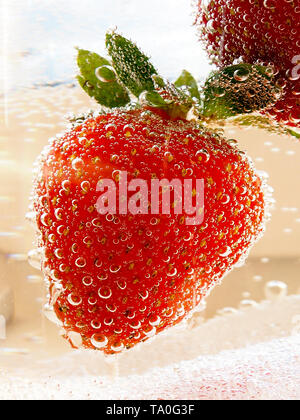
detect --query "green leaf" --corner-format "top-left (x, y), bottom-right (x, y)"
top-left (202, 63), bottom-right (283, 120)
top-left (106, 31), bottom-right (158, 98)
top-left (286, 128), bottom-right (300, 140)
top-left (175, 70), bottom-right (200, 101)
top-left (139, 90), bottom-right (168, 109)
top-left (229, 114), bottom-right (300, 139)
top-left (76, 48), bottom-right (130, 108)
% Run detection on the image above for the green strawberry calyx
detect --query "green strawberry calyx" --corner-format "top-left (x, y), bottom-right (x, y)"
top-left (76, 30), bottom-right (299, 139)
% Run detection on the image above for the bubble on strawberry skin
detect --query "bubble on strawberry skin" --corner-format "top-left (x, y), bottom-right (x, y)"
top-left (91, 334), bottom-right (108, 349)
top-left (219, 246), bottom-right (232, 257)
top-left (98, 287), bottom-right (112, 300)
top-left (75, 257), bottom-right (87, 268)
top-left (72, 157), bottom-right (84, 170)
top-left (67, 294), bottom-right (83, 307)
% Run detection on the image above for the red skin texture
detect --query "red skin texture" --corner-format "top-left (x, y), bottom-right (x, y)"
top-left (195, 0), bottom-right (300, 128)
top-left (33, 109), bottom-right (266, 354)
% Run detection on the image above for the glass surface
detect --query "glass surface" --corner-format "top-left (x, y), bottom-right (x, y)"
top-left (0, 0), bottom-right (299, 400)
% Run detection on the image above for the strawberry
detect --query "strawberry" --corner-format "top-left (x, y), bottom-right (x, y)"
top-left (32, 32), bottom-right (268, 354)
top-left (195, 0), bottom-right (300, 129)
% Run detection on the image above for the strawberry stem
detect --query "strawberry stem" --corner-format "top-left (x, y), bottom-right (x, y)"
top-left (76, 31), bottom-right (297, 139)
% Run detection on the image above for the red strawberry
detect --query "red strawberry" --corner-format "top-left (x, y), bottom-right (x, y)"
top-left (32, 32), bottom-right (267, 354)
top-left (195, 0), bottom-right (300, 129)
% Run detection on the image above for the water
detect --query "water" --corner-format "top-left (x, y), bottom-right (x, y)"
top-left (1, 0), bottom-right (209, 91)
top-left (0, 0), bottom-right (300, 400)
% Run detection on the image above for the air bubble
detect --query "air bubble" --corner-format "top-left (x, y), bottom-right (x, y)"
top-left (167, 268), bottom-right (178, 277)
top-left (28, 249), bottom-right (42, 270)
top-left (98, 287), bottom-right (112, 299)
top-left (54, 208), bottom-right (63, 220)
top-left (40, 213), bottom-right (50, 227)
top-left (67, 293), bottom-right (82, 306)
top-left (125, 309), bottom-right (135, 319)
top-left (81, 181), bottom-right (90, 193)
top-left (233, 68), bottom-right (250, 82)
top-left (91, 334), bottom-right (108, 349)
top-left (265, 281), bottom-right (288, 301)
top-left (106, 303), bottom-right (117, 313)
top-left (111, 342), bottom-right (124, 352)
top-left (143, 326), bottom-right (156, 338)
top-left (97, 273), bottom-right (108, 281)
top-left (95, 66), bottom-right (116, 83)
top-left (82, 276), bottom-right (93, 286)
top-left (219, 246), bottom-right (232, 257)
top-left (130, 321), bottom-right (141, 330)
top-left (149, 315), bottom-right (161, 326)
top-left (239, 300), bottom-right (258, 309)
top-left (117, 280), bottom-right (127, 290)
top-left (75, 257), bottom-right (87, 268)
top-left (263, 0), bottom-right (276, 9)
top-left (196, 149), bottom-right (210, 163)
top-left (221, 194), bottom-right (230, 204)
top-left (72, 157), bottom-right (84, 170)
top-left (91, 320), bottom-right (101, 329)
top-left (54, 249), bottom-right (64, 259)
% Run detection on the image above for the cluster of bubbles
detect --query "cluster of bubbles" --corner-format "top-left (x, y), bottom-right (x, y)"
top-left (27, 105), bottom-right (270, 354)
top-left (196, 0), bottom-right (300, 127)
top-left (207, 64), bottom-right (282, 115)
